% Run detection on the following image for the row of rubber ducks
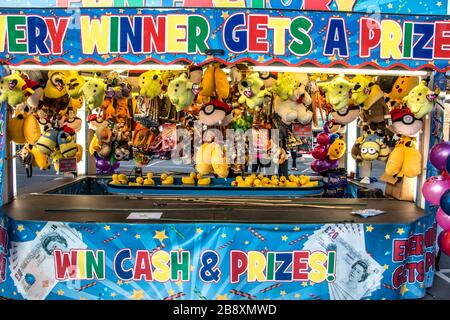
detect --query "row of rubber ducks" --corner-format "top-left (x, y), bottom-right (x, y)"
top-left (111, 172), bottom-right (212, 186)
top-left (230, 174), bottom-right (319, 188)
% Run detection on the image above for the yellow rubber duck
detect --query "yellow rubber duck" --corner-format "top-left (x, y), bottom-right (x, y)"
top-left (285, 181), bottom-right (298, 188)
top-left (271, 175), bottom-right (278, 181)
top-left (136, 176), bottom-right (144, 185)
top-left (270, 179), bottom-right (279, 187)
top-left (303, 181), bottom-right (319, 187)
top-left (299, 175), bottom-right (310, 186)
top-left (118, 173), bottom-right (128, 185)
top-left (231, 180), bottom-right (238, 186)
top-left (262, 177), bottom-right (271, 184)
top-left (128, 182), bottom-right (141, 186)
top-left (161, 173), bottom-right (174, 185)
top-left (182, 172), bottom-right (196, 185)
top-left (244, 176), bottom-right (255, 186)
top-left (144, 172), bottom-right (155, 185)
top-left (254, 179), bottom-right (262, 187)
top-left (257, 174), bottom-right (264, 180)
top-left (111, 174), bottom-right (121, 185)
top-left (235, 176), bottom-right (244, 184)
top-left (197, 173), bottom-right (211, 186)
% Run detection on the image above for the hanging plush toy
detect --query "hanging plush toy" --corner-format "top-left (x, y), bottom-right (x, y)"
top-left (27, 144), bottom-right (50, 171)
top-left (318, 74), bottom-right (359, 112)
top-left (138, 70), bottom-right (162, 99)
top-left (388, 108), bottom-right (423, 137)
top-left (273, 73), bottom-right (298, 101)
top-left (360, 84), bottom-right (390, 133)
top-left (199, 99), bottom-right (232, 126)
top-left (211, 143), bottom-right (229, 178)
top-left (7, 110), bottom-right (26, 144)
top-left (327, 137), bottom-right (346, 160)
top-left (35, 128), bottom-right (58, 155)
top-left (58, 127), bottom-right (78, 158)
top-left (385, 76), bottom-right (419, 107)
top-left (354, 132), bottom-right (390, 161)
top-left (0, 72), bottom-right (34, 107)
top-left (65, 71), bottom-right (86, 99)
top-left (259, 71), bottom-right (277, 89)
top-left (238, 73), bottom-right (271, 111)
top-left (80, 76), bottom-right (106, 111)
top-left (402, 81), bottom-right (437, 119)
top-left (331, 104), bottom-right (360, 126)
top-left (195, 142), bottom-right (215, 175)
top-left (350, 75), bottom-right (374, 106)
top-left (384, 136), bottom-right (421, 178)
top-left (167, 73), bottom-right (196, 112)
top-left (94, 125), bottom-right (112, 158)
top-left (198, 63), bottom-right (230, 102)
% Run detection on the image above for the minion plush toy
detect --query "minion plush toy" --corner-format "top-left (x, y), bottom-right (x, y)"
top-left (358, 132), bottom-right (390, 161)
top-left (58, 127), bottom-right (78, 158)
top-left (35, 128), bottom-right (58, 155)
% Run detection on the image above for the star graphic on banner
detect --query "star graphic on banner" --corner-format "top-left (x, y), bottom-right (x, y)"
top-left (35, 231), bottom-right (42, 237)
top-left (295, 293), bottom-right (301, 298)
top-left (178, 247), bottom-right (184, 251)
top-left (301, 282), bottom-right (308, 287)
top-left (221, 11), bottom-right (229, 19)
top-left (111, 292), bottom-right (117, 297)
top-left (101, 54), bottom-right (110, 60)
top-left (119, 8), bottom-right (124, 13)
top-left (135, 234), bottom-right (141, 239)
top-left (274, 227), bottom-right (279, 231)
top-left (154, 230), bottom-right (168, 243)
top-left (117, 280), bottom-right (123, 286)
top-left (168, 289), bottom-right (175, 296)
top-left (137, 9), bottom-right (142, 14)
top-left (125, 281), bottom-right (130, 285)
top-left (385, 234), bottom-right (391, 240)
top-left (176, 280), bottom-right (183, 287)
top-left (366, 225), bottom-right (374, 232)
top-left (104, 225), bottom-right (110, 231)
top-left (400, 285), bottom-right (409, 296)
top-left (217, 293), bottom-right (228, 300)
top-left (131, 290), bottom-right (145, 300)
top-left (258, 55), bottom-right (265, 63)
top-left (383, 264), bottom-right (389, 270)
top-left (57, 289), bottom-right (65, 296)
top-left (309, 281), bottom-right (315, 286)
top-left (123, 228), bottom-right (128, 231)
top-left (329, 55), bottom-right (338, 62)
top-left (196, 228), bottom-right (203, 234)
top-left (420, 282), bottom-right (424, 288)
top-left (17, 225), bottom-right (24, 232)
top-left (235, 227), bottom-right (241, 231)
top-left (221, 233), bottom-right (227, 238)
top-left (79, 297), bottom-right (86, 300)
top-left (293, 227), bottom-right (300, 231)
top-left (387, 3), bottom-right (393, 9)
top-left (244, 241), bottom-right (250, 245)
top-left (397, 228), bottom-right (405, 235)
top-left (437, 1), bottom-right (443, 7)
top-left (280, 290), bottom-right (286, 296)
top-left (281, 235), bottom-right (288, 241)
top-left (190, 265), bottom-right (195, 272)
top-left (33, 56), bottom-right (41, 62)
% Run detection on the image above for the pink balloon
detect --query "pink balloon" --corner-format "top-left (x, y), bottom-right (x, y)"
top-left (312, 145), bottom-right (328, 160)
top-left (422, 176), bottom-right (450, 205)
top-left (437, 207), bottom-right (450, 231)
top-left (317, 133), bottom-right (330, 146)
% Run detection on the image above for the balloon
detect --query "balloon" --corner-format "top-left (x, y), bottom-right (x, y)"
top-left (329, 133), bottom-right (339, 144)
top-left (430, 142), bottom-right (450, 171)
top-left (328, 159), bottom-right (339, 170)
top-left (317, 133), bottom-right (330, 146)
top-left (440, 189), bottom-right (450, 215)
top-left (112, 161), bottom-right (120, 170)
top-left (438, 231), bottom-right (445, 248)
top-left (311, 159), bottom-right (330, 173)
top-left (440, 230), bottom-right (450, 255)
top-left (312, 145), bottom-right (328, 160)
top-left (422, 176), bottom-right (450, 205)
top-left (443, 170), bottom-right (450, 180)
top-left (96, 158), bottom-right (111, 173)
top-left (447, 156), bottom-right (450, 173)
top-left (437, 207), bottom-right (450, 231)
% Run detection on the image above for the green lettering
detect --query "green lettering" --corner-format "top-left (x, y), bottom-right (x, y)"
top-left (289, 17), bottom-right (313, 56)
top-left (86, 250), bottom-right (105, 279)
top-left (7, 16), bottom-right (27, 53)
top-left (171, 251), bottom-right (190, 281)
top-left (188, 16), bottom-right (209, 54)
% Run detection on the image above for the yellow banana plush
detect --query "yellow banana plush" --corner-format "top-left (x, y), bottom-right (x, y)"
top-left (75, 144), bottom-right (83, 162)
top-left (52, 150), bottom-right (63, 173)
top-left (29, 145), bottom-right (50, 170)
top-left (199, 64), bottom-right (215, 98)
top-left (214, 65), bottom-right (230, 101)
top-left (211, 144), bottom-right (229, 178)
top-left (7, 114), bottom-right (26, 144)
top-left (89, 135), bottom-right (99, 155)
top-left (385, 144), bottom-right (404, 177)
top-left (195, 143), bottom-right (215, 175)
top-left (23, 114), bottom-right (41, 144)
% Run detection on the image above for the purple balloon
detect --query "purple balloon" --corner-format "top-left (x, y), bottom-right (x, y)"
top-left (317, 133), bottom-right (330, 146)
top-left (422, 176), bottom-right (450, 205)
top-left (96, 158), bottom-right (110, 172)
top-left (437, 207), bottom-right (450, 231)
top-left (328, 159), bottom-right (339, 170)
top-left (430, 142), bottom-right (450, 171)
top-left (112, 161), bottom-right (120, 170)
top-left (311, 159), bottom-right (330, 173)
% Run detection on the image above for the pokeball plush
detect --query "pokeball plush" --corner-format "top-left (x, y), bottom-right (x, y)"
top-left (199, 99), bottom-right (232, 126)
top-left (331, 104), bottom-right (360, 125)
top-left (389, 108), bottom-right (422, 137)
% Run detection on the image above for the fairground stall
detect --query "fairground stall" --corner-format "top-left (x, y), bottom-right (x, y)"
top-left (0, 0), bottom-right (449, 300)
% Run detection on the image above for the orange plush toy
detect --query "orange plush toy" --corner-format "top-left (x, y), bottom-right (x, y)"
top-left (115, 98), bottom-right (131, 124)
top-left (101, 97), bottom-right (116, 120)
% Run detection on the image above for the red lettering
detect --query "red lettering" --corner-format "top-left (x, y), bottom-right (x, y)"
top-left (248, 15), bottom-right (269, 53)
top-left (435, 22), bottom-right (450, 59)
top-left (359, 17), bottom-right (381, 57)
top-left (45, 17), bottom-right (70, 55)
top-left (392, 265), bottom-right (406, 288)
top-left (425, 251), bottom-right (435, 272)
top-left (133, 251), bottom-right (153, 281)
top-left (230, 251), bottom-right (248, 283)
top-left (54, 250), bottom-right (77, 280)
top-left (303, 0), bottom-right (332, 10)
top-left (393, 240), bottom-right (407, 262)
top-left (405, 262), bottom-right (417, 283)
top-left (143, 16), bottom-right (166, 54)
top-left (0, 254), bottom-right (6, 282)
top-left (416, 261), bottom-right (425, 283)
top-left (292, 251), bottom-right (310, 281)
